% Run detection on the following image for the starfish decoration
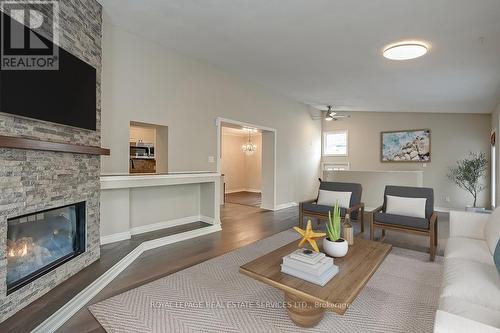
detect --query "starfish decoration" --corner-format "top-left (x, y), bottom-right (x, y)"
top-left (293, 220), bottom-right (326, 252)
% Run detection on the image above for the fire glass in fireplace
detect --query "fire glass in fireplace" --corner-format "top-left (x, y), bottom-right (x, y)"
top-left (6, 202), bottom-right (86, 294)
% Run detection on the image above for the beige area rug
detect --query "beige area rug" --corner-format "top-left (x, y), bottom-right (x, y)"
top-left (89, 230), bottom-right (443, 333)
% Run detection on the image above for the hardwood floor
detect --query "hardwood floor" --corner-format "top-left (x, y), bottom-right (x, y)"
top-left (0, 203), bottom-right (297, 332)
top-left (58, 203), bottom-right (297, 332)
top-left (0, 203), bottom-right (449, 332)
top-left (225, 191), bottom-right (262, 207)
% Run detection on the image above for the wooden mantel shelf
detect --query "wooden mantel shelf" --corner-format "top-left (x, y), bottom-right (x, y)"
top-left (0, 135), bottom-right (110, 155)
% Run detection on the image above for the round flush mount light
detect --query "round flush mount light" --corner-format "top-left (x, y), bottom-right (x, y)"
top-left (383, 41), bottom-right (429, 60)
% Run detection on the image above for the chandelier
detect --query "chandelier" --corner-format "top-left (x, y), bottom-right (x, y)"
top-left (242, 131), bottom-right (257, 155)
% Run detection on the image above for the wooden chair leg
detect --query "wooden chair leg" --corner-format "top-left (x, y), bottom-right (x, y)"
top-left (429, 225), bottom-right (436, 262)
top-left (434, 215), bottom-right (438, 257)
top-left (380, 229), bottom-right (386, 242)
top-left (435, 215), bottom-right (438, 247)
top-left (370, 218), bottom-right (375, 240)
top-left (360, 206), bottom-right (365, 233)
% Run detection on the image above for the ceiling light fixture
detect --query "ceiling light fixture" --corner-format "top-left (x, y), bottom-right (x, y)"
top-left (383, 41), bottom-right (429, 60)
top-left (325, 105), bottom-right (335, 121)
top-left (242, 130), bottom-right (257, 155)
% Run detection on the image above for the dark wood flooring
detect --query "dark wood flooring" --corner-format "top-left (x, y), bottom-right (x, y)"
top-left (60, 208), bottom-right (450, 333)
top-left (225, 191), bottom-right (262, 207)
top-left (0, 204), bottom-right (450, 332)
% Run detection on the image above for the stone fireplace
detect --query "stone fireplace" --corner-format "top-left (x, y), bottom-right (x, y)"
top-left (0, 0), bottom-right (102, 322)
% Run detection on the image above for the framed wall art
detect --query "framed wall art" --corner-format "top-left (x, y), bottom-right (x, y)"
top-left (381, 129), bottom-right (431, 162)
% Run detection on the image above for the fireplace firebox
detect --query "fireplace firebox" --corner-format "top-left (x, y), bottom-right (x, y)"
top-left (6, 202), bottom-right (86, 294)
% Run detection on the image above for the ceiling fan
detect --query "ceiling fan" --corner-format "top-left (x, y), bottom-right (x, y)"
top-left (323, 105), bottom-right (351, 121)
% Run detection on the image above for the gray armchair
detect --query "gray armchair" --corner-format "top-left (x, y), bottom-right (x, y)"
top-left (299, 180), bottom-right (364, 233)
top-left (371, 185), bottom-right (438, 261)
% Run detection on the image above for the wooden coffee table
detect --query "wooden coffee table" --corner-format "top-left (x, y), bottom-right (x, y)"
top-left (239, 237), bottom-right (392, 327)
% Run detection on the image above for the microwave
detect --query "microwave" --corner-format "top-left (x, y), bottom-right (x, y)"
top-left (130, 142), bottom-right (155, 159)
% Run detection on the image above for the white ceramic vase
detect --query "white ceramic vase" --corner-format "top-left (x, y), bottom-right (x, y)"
top-left (323, 237), bottom-right (348, 258)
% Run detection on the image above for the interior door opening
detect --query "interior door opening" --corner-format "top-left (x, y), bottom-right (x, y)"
top-left (216, 118), bottom-right (276, 211)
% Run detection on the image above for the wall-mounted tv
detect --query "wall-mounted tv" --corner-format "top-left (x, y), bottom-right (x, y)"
top-left (0, 11), bottom-right (97, 131)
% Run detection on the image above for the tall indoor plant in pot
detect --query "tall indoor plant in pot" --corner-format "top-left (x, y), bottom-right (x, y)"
top-left (447, 152), bottom-right (488, 212)
top-left (323, 202), bottom-right (348, 257)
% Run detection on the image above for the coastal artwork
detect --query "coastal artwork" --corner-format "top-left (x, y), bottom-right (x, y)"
top-left (381, 129), bottom-right (431, 162)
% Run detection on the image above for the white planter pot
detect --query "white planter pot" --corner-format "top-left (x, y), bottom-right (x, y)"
top-left (465, 207), bottom-right (486, 213)
top-left (323, 238), bottom-right (348, 258)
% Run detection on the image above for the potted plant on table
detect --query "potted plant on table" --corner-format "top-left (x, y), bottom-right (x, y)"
top-left (323, 201), bottom-right (348, 257)
top-left (447, 152), bottom-right (488, 212)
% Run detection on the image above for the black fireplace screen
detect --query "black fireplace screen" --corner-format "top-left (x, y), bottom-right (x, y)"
top-left (6, 202), bottom-right (86, 294)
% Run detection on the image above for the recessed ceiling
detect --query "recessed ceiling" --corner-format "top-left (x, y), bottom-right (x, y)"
top-left (100, 0), bottom-right (500, 114)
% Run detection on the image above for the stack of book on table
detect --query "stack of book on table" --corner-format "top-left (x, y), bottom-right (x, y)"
top-left (281, 248), bottom-right (339, 286)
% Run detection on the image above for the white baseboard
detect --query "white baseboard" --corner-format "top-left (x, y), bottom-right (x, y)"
top-left (260, 202), bottom-right (298, 211)
top-left (33, 224), bottom-right (222, 333)
top-left (130, 215), bottom-right (201, 236)
top-left (259, 203), bottom-right (274, 211)
top-left (274, 202), bottom-right (298, 211)
top-left (141, 224), bottom-right (221, 251)
top-left (225, 188), bottom-right (261, 194)
top-left (245, 188), bottom-right (262, 193)
top-left (100, 231), bottom-right (131, 245)
top-left (225, 188), bottom-right (246, 194)
top-left (200, 215), bottom-right (215, 224)
top-left (100, 215), bottom-right (219, 245)
top-left (435, 206), bottom-right (451, 213)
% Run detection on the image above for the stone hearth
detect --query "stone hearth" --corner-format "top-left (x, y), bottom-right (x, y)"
top-left (0, 0), bottom-right (102, 322)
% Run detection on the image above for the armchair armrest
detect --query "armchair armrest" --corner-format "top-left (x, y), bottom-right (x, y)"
top-left (449, 210), bottom-right (489, 240)
top-left (371, 205), bottom-right (383, 214)
top-left (299, 199), bottom-right (317, 207)
top-left (346, 203), bottom-right (364, 213)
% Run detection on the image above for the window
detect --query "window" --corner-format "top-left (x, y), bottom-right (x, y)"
top-left (323, 130), bottom-right (348, 156)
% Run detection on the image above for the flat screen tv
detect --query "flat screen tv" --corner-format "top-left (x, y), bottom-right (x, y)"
top-left (0, 11), bottom-right (97, 131)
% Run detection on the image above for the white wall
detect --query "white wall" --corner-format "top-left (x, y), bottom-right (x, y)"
top-left (129, 184), bottom-right (200, 228)
top-left (101, 18), bottom-right (321, 205)
top-left (245, 134), bottom-right (262, 191)
top-left (322, 112), bottom-right (491, 209)
top-left (221, 132), bottom-right (262, 192)
top-left (221, 133), bottom-right (246, 191)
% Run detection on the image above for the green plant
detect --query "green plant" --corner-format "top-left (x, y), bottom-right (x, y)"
top-left (447, 152), bottom-right (488, 207)
top-left (326, 201), bottom-right (342, 241)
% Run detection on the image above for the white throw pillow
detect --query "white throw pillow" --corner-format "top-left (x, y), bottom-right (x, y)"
top-left (385, 195), bottom-right (427, 218)
top-left (317, 190), bottom-right (352, 208)
top-left (484, 207), bottom-right (500, 255)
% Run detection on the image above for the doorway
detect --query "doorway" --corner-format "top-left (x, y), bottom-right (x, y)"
top-left (216, 118), bottom-right (276, 210)
top-left (221, 126), bottom-right (262, 207)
